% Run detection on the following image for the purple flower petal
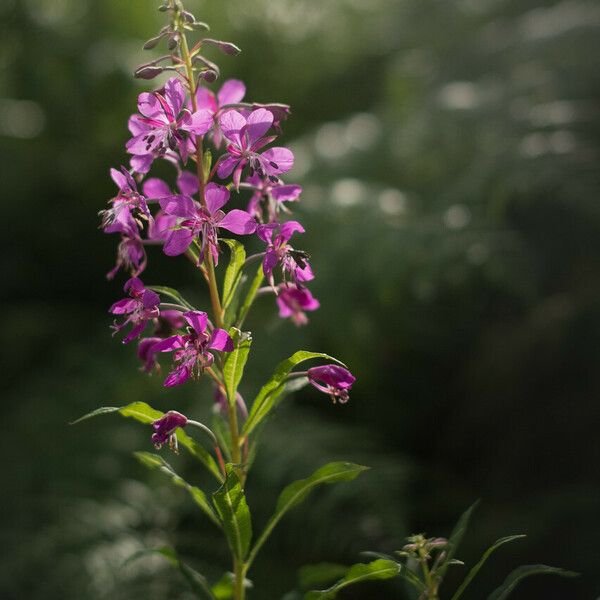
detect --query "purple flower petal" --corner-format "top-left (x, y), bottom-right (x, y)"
top-left (196, 88), bottom-right (218, 113)
top-left (141, 289), bottom-right (160, 309)
top-left (263, 249), bottom-right (279, 277)
top-left (245, 108), bottom-right (274, 146)
top-left (143, 177), bottom-right (171, 199)
top-left (219, 110), bottom-right (246, 148)
top-left (261, 147), bottom-right (294, 175)
top-left (159, 194), bottom-right (198, 218)
top-left (219, 209), bottom-right (257, 235)
top-left (217, 155), bottom-right (240, 179)
top-left (177, 171), bottom-right (199, 196)
top-left (109, 298), bottom-right (137, 315)
top-left (181, 109), bottom-right (213, 135)
top-left (164, 77), bottom-right (185, 117)
top-left (208, 328), bottom-right (234, 352)
top-left (183, 311), bottom-right (208, 335)
top-left (152, 335), bottom-right (185, 353)
top-left (205, 183), bottom-right (230, 215)
top-left (271, 184), bottom-right (302, 202)
top-left (137, 92), bottom-right (160, 118)
top-left (164, 228), bottom-right (196, 256)
top-left (217, 79), bottom-right (246, 106)
top-left (279, 220), bottom-right (304, 242)
top-left (164, 363), bottom-right (192, 387)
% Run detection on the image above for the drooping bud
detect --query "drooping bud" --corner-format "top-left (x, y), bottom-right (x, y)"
top-left (202, 38), bottom-right (241, 56)
top-left (198, 69), bottom-right (218, 83)
top-left (143, 35), bottom-right (164, 50)
top-left (181, 10), bottom-right (195, 23)
top-left (191, 21), bottom-right (210, 31)
top-left (134, 65), bottom-right (165, 80)
top-left (158, 4), bottom-right (169, 12)
top-left (151, 410), bottom-right (188, 452)
top-left (193, 54), bottom-right (220, 76)
top-left (167, 32), bottom-right (180, 50)
top-left (307, 364), bottom-right (355, 403)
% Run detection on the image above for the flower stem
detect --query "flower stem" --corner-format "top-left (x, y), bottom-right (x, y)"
top-left (234, 559), bottom-right (246, 600)
top-left (177, 12), bottom-right (224, 329)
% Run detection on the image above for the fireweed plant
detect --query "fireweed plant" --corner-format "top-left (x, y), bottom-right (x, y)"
top-left (74, 2), bottom-right (576, 599)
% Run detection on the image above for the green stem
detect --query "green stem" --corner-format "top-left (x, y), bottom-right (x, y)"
top-left (234, 559), bottom-right (246, 600)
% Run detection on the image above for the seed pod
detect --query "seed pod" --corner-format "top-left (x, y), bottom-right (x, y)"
top-left (134, 66), bottom-right (165, 80)
top-left (202, 38), bottom-right (241, 56)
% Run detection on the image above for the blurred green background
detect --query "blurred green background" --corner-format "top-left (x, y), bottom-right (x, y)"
top-left (1, 0), bottom-right (599, 598)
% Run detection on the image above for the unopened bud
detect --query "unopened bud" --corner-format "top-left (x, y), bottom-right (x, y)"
top-left (134, 66), bottom-right (164, 80)
top-left (191, 21), bottom-right (210, 31)
top-left (202, 38), bottom-right (241, 56)
top-left (143, 33), bottom-right (166, 50)
top-left (193, 55), bottom-right (220, 74)
top-left (181, 10), bottom-right (195, 23)
top-left (198, 69), bottom-right (218, 83)
top-left (167, 33), bottom-right (180, 50)
top-left (158, 3), bottom-right (169, 11)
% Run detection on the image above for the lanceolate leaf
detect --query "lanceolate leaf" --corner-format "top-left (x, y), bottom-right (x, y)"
top-left (212, 465), bottom-right (252, 560)
top-left (304, 559), bottom-right (400, 600)
top-left (222, 328), bottom-right (252, 407)
top-left (487, 565), bottom-right (578, 600)
top-left (243, 351), bottom-right (344, 437)
top-left (146, 285), bottom-right (195, 310)
top-left (436, 501), bottom-right (480, 581)
top-left (135, 452), bottom-right (220, 527)
top-left (450, 535), bottom-right (526, 600)
top-left (247, 462), bottom-right (368, 567)
top-left (71, 402), bottom-right (222, 482)
top-left (298, 563), bottom-right (350, 589)
top-left (221, 239), bottom-right (246, 310)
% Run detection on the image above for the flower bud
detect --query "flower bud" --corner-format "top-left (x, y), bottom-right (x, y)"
top-left (181, 10), bottom-right (195, 23)
top-left (202, 38), bottom-right (241, 56)
top-left (191, 21), bottom-right (210, 31)
top-left (134, 65), bottom-right (165, 80)
top-left (198, 69), bottom-right (218, 83)
top-left (158, 4), bottom-right (169, 12)
top-left (167, 33), bottom-right (180, 50)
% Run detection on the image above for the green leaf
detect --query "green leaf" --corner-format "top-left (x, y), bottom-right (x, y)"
top-left (212, 465), bottom-right (253, 560)
top-left (243, 351), bottom-right (344, 437)
top-left (236, 264), bottom-right (264, 328)
top-left (436, 501), bottom-right (480, 581)
top-left (450, 535), bottom-right (526, 600)
top-left (146, 285), bottom-right (195, 310)
top-left (304, 559), bottom-right (400, 600)
top-left (134, 452), bottom-right (220, 527)
top-left (72, 402), bottom-right (222, 482)
top-left (298, 564), bottom-right (349, 589)
top-left (221, 239), bottom-right (246, 310)
top-left (487, 564), bottom-right (578, 600)
top-left (123, 546), bottom-right (216, 599)
top-left (222, 328), bottom-right (252, 407)
top-left (247, 462), bottom-right (368, 568)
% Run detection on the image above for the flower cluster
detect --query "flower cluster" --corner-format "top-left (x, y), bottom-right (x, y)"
top-left (101, 0), bottom-right (354, 448)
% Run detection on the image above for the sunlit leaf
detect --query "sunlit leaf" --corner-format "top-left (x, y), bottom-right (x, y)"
top-left (221, 239), bottom-right (246, 311)
top-left (247, 462), bottom-right (367, 567)
top-left (223, 328), bottom-right (252, 407)
top-left (146, 285), bottom-right (195, 310)
top-left (212, 465), bottom-right (252, 560)
top-left (304, 559), bottom-right (400, 599)
top-left (243, 351), bottom-right (344, 437)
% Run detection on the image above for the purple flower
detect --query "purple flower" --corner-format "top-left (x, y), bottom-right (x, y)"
top-left (257, 220), bottom-right (313, 286)
top-left (151, 410), bottom-right (188, 451)
top-left (307, 365), bottom-right (356, 404)
top-left (217, 108), bottom-right (294, 189)
top-left (126, 78), bottom-right (213, 166)
top-left (196, 79), bottom-right (246, 148)
top-left (137, 336), bottom-right (162, 373)
top-left (152, 311), bottom-right (234, 387)
top-left (106, 225), bottom-right (147, 280)
top-left (246, 172), bottom-right (302, 222)
top-left (101, 167), bottom-right (150, 234)
top-left (160, 182), bottom-right (256, 263)
top-left (276, 284), bottom-right (320, 326)
top-left (109, 278), bottom-right (160, 343)
top-left (143, 171), bottom-right (199, 242)
top-left (127, 116), bottom-right (180, 174)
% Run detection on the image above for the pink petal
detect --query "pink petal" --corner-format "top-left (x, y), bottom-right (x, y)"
top-left (245, 108), bottom-right (273, 146)
top-left (137, 92), bottom-right (160, 118)
top-left (177, 171), bottom-right (199, 196)
top-left (181, 109), bottom-right (213, 135)
top-left (183, 311), bottom-right (208, 335)
top-left (261, 147), bottom-right (294, 175)
top-left (142, 289), bottom-right (160, 309)
top-left (164, 228), bottom-right (195, 256)
top-left (164, 363), bottom-right (192, 387)
top-left (271, 184), bottom-right (302, 202)
top-left (153, 335), bottom-right (185, 353)
top-left (164, 77), bottom-right (185, 116)
top-left (109, 298), bottom-right (137, 315)
top-left (196, 88), bottom-right (218, 113)
top-left (217, 155), bottom-right (240, 179)
top-left (219, 110), bottom-right (246, 148)
top-left (217, 79), bottom-right (246, 107)
top-left (143, 178), bottom-right (171, 199)
top-left (280, 220), bottom-right (304, 241)
top-left (205, 182), bottom-right (230, 214)
top-left (159, 194), bottom-right (198, 218)
top-left (209, 329), bottom-right (234, 352)
top-left (130, 154), bottom-right (153, 174)
top-left (219, 209), bottom-right (257, 235)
